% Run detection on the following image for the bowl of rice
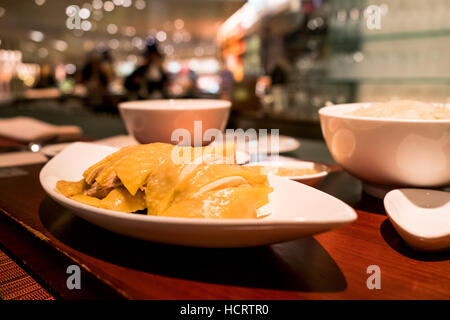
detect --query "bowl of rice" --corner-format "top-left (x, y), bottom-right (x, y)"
top-left (319, 100), bottom-right (450, 196)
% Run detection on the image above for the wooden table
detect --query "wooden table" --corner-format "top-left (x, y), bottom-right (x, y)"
top-left (0, 142), bottom-right (449, 299)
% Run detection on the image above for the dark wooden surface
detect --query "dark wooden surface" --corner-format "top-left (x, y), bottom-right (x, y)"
top-left (0, 161), bottom-right (449, 299)
top-left (0, 136), bottom-right (24, 148)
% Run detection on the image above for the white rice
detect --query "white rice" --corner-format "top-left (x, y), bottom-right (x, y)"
top-left (351, 100), bottom-right (450, 120)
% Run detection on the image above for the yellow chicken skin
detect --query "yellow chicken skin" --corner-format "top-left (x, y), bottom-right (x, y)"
top-left (56, 179), bottom-right (88, 197)
top-left (172, 164), bottom-right (267, 203)
top-left (56, 142), bottom-right (272, 219)
top-left (71, 188), bottom-right (146, 213)
top-left (162, 185), bottom-right (272, 219)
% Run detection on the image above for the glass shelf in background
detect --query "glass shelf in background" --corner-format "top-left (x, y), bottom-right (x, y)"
top-left (328, 29), bottom-right (450, 45)
top-left (302, 78), bottom-right (450, 85)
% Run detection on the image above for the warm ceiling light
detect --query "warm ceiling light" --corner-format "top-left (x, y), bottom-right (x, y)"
top-left (37, 47), bottom-right (48, 58)
top-left (122, 0), bottom-right (132, 8)
top-left (35, 0), bottom-right (46, 6)
top-left (156, 31), bottom-right (167, 42)
top-left (132, 37), bottom-right (144, 49)
top-left (79, 8), bottom-right (91, 19)
top-left (29, 30), bottom-right (44, 42)
top-left (54, 40), bottom-right (68, 52)
top-left (103, 1), bottom-right (115, 12)
top-left (108, 39), bottom-right (120, 49)
top-left (113, 0), bottom-right (124, 6)
top-left (174, 19), bottom-right (184, 30)
top-left (65, 64), bottom-right (77, 75)
top-left (106, 24), bottom-right (118, 34)
top-left (81, 20), bottom-right (92, 31)
top-left (92, 0), bottom-right (103, 10)
top-left (135, 0), bottom-right (146, 10)
top-left (65, 5), bottom-right (78, 17)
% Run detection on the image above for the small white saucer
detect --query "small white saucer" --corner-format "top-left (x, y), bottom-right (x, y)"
top-left (212, 134), bottom-right (300, 154)
top-left (384, 189), bottom-right (450, 252)
top-left (245, 160), bottom-right (329, 183)
top-left (363, 181), bottom-right (450, 199)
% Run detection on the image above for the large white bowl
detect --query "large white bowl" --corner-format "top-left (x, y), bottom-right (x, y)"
top-left (119, 99), bottom-right (231, 145)
top-left (319, 103), bottom-right (450, 190)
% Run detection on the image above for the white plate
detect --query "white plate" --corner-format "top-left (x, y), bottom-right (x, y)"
top-left (245, 160), bottom-right (329, 182)
top-left (264, 135), bottom-right (300, 154)
top-left (40, 135), bottom-right (139, 158)
top-left (211, 134), bottom-right (300, 154)
top-left (246, 135), bottom-right (300, 154)
top-left (40, 142), bottom-right (72, 157)
top-left (39, 142), bottom-right (357, 248)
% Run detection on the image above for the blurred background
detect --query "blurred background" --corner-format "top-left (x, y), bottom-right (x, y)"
top-left (0, 0), bottom-right (449, 138)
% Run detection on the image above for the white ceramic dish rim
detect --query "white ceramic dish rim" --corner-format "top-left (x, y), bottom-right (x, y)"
top-left (40, 142), bottom-right (72, 157)
top-left (39, 143), bottom-right (356, 227)
top-left (246, 160), bottom-right (329, 180)
top-left (384, 188), bottom-right (450, 239)
top-left (119, 99), bottom-right (231, 110)
top-left (319, 102), bottom-right (450, 124)
top-left (40, 142), bottom-right (250, 164)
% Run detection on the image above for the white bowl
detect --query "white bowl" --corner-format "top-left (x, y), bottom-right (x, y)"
top-left (319, 103), bottom-right (450, 189)
top-left (39, 142), bottom-right (357, 248)
top-left (119, 99), bottom-right (231, 145)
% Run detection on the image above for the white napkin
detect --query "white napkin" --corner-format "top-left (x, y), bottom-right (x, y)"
top-left (39, 135), bottom-right (139, 158)
top-left (0, 117), bottom-right (83, 142)
top-left (0, 151), bottom-right (47, 168)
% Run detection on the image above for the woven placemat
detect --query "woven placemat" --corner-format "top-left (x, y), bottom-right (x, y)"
top-left (0, 248), bottom-right (55, 300)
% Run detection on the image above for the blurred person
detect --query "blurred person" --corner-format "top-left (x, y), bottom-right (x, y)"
top-left (34, 64), bottom-right (57, 89)
top-left (255, 75), bottom-right (272, 115)
top-left (174, 68), bottom-right (198, 98)
top-left (99, 50), bottom-right (115, 88)
top-left (270, 58), bottom-right (289, 86)
top-left (185, 68), bottom-right (198, 98)
top-left (78, 49), bottom-right (115, 111)
top-left (124, 41), bottom-right (168, 100)
top-left (218, 61), bottom-right (234, 100)
top-left (269, 56), bottom-right (291, 114)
